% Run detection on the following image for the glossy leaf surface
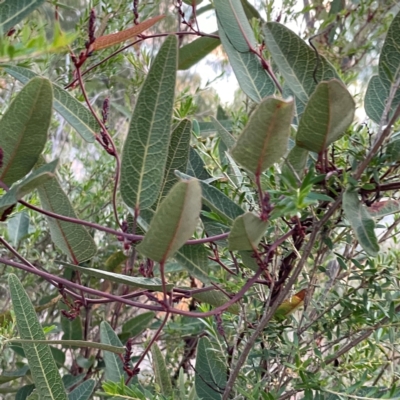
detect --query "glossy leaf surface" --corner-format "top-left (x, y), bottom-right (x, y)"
top-left (296, 80), bottom-right (355, 153)
top-left (0, 77), bottom-right (52, 186)
top-left (8, 274), bottom-right (67, 400)
top-left (137, 180), bottom-right (202, 263)
top-left (121, 35), bottom-right (177, 210)
top-left (231, 97), bottom-right (294, 174)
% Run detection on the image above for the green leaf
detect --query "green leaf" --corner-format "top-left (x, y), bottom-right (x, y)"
top-left (60, 304), bottom-right (83, 341)
top-left (364, 75), bottom-right (400, 124)
top-left (192, 290), bottom-right (239, 314)
top-left (386, 137), bottom-right (400, 161)
top-left (121, 35), bottom-right (177, 210)
top-left (16, 384), bottom-right (35, 400)
top-left (187, 148), bottom-right (211, 181)
top-left (7, 211), bottom-right (29, 247)
top-left (175, 244), bottom-right (211, 283)
top-left (0, 0), bottom-right (46, 32)
top-left (62, 374), bottom-right (84, 390)
top-left (151, 343), bottom-right (173, 396)
top-left (176, 170), bottom-right (245, 224)
top-left (231, 97), bottom-right (294, 174)
top-left (0, 77), bottom-right (52, 187)
top-left (239, 250), bottom-right (259, 271)
top-left (59, 261), bottom-right (173, 291)
top-left (283, 145), bottom-right (309, 179)
top-left (121, 312), bottom-right (155, 337)
top-left (178, 34), bottom-right (220, 70)
top-left (159, 119), bottom-right (192, 201)
top-left (68, 379), bottom-right (95, 400)
top-left (228, 212), bottom-right (267, 251)
top-left (263, 22), bottom-right (339, 108)
top-left (368, 200), bottom-right (400, 218)
top-left (211, 116), bottom-right (236, 149)
top-left (218, 26), bottom-right (275, 103)
top-left (296, 80), bottom-right (355, 153)
top-left (8, 274), bottom-right (67, 400)
top-left (0, 159), bottom-right (58, 217)
top-left (137, 179), bottom-right (202, 263)
top-left (379, 10), bottom-right (400, 83)
top-left (100, 321), bottom-right (127, 383)
top-left (3, 66), bottom-right (98, 142)
top-left (37, 158), bottom-right (97, 263)
top-left (240, 0), bottom-right (263, 21)
top-left (0, 365), bottom-right (30, 384)
top-left (195, 337), bottom-right (227, 400)
top-left (342, 186), bottom-right (380, 257)
top-left (198, 120), bottom-right (233, 135)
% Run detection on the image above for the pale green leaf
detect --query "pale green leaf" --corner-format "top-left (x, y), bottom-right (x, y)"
top-left (121, 35), bottom-right (177, 210)
top-left (0, 160), bottom-right (58, 217)
top-left (379, 10), bottom-right (400, 83)
top-left (68, 379), bottom-right (95, 400)
top-left (59, 261), bottom-right (173, 291)
top-left (178, 34), bottom-right (220, 70)
top-left (175, 244), bottom-right (211, 283)
top-left (198, 120), bottom-right (232, 135)
top-left (8, 274), bottom-right (67, 400)
top-left (7, 211), bottom-right (29, 247)
top-left (151, 343), bottom-right (173, 396)
top-left (37, 158), bottom-right (97, 263)
top-left (218, 26), bottom-right (275, 103)
top-left (283, 145), bottom-right (309, 179)
top-left (368, 200), bottom-right (400, 219)
top-left (342, 187), bottom-right (379, 257)
top-left (0, 0), bottom-right (46, 32)
top-left (159, 119), bottom-right (191, 202)
top-left (211, 116), bottom-right (236, 149)
top-left (193, 290), bottom-right (239, 314)
top-left (296, 80), bottom-right (355, 153)
top-left (100, 321), bottom-right (127, 383)
top-left (0, 77), bottom-right (52, 186)
top-left (3, 66), bottom-right (98, 142)
top-left (195, 337), bottom-right (227, 400)
top-left (263, 22), bottom-right (339, 108)
top-left (364, 75), bottom-right (400, 124)
top-left (137, 179), bottom-right (202, 263)
top-left (228, 212), bottom-right (267, 251)
top-left (386, 137), bottom-right (400, 161)
top-left (239, 250), bottom-right (259, 271)
top-left (231, 97), bottom-right (294, 174)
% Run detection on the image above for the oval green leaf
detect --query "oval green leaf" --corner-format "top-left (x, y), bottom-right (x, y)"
top-left (121, 35), bottom-right (178, 210)
top-left (8, 274), bottom-right (67, 400)
top-left (231, 97), bottom-right (294, 175)
top-left (0, 77), bottom-right (52, 186)
top-left (137, 179), bottom-right (202, 263)
top-left (296, 80), bottom-right (355, 153)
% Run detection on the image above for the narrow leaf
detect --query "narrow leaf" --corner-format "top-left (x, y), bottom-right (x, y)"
top-left (192, 290), bottom-right (239, 314)
top-left (178, 34), bottom-right (220, 70)
top-left (3, 65), bottom-right (98, 142)
top-left (100, 321), bottom-right (127, 383)
top-left (368, 200), bottom-right (400, 218)
top-left (92, 15), bottom-right (165, 51)
top-left (16, 384), bottom-right (35, 400)
top-left (159, 119), bottom-right (192, 201)
top-left (364, 74), bottom-right (400, 124)
top-left (137, 179), bottom-right (202, 263)
top-left (228, 212), bottom-right (267, 251)
top-left (211, 116), bottom-right (236, 149)
top-left (379, 10), bottom-right (400, 83)
top-left (122, 312), bottom-right (155, 337)
top-left (121, 35), bottom-right (177, 210)
top-left (342, 186), bottom-right (380, 257)
top-left (231, 97), bottom-right (294, 174)
top-left (151, 343), bottom-right (173, 396)
top-left (296, 80), bottom-right (355, 153)
top-left (0, 77), bottom-right (52, 186)
top-left (175, 244), bottom-right (211, 283)
top-left (187, 147), bottom-right (211, 181)
top-left (195, 337), bottom-right (227, 400)
top-left (37, 158), bottom-right (97, 263)
top-left (7, 211), bottom-right (29, 247)
top-left (0, 160), bottom-right (58, 217)
top-left (0, 0), bottom-right (46, 32)
top-left (59, 261), bottom-right (173, 291)
top-left (198, 120), bottom-right (232, 134)
top-left (68, 379), bottom-right (95, 400)
top-left (283, 145), bottom-right (309, 179)
top-left (0, 365), bottom-right (30, 384)
top-left (263, 22), bottom-right (339, 108)
top-left (8, 274), bottom-right (67, 400)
